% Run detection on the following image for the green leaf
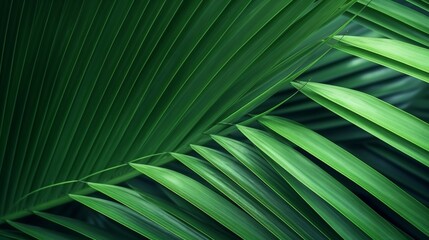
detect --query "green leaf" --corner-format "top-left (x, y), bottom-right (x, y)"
top-left (211, 135), bottom-right (342, 239)
top-left (0, 229), bottom-right (31, 240)
top-left (238, 124), bottom-right (407, 239)
top-left (352, 144), bottom-right (429, 206)
top-left (4, 1), bottom-right (427, 239)
top-left (293, 81), bottom-right (429, 167)
top-left (347, 0), bottom-right (429, 47)
top-left (0, 0), bottom-right (354, 221)
top-left (190, 144), bottom-right (327, 239)
top-left (332, 36), bottom-right (429, 83)
top-left (87, 182), bottom-right (207, 240)
top-left (7, 220), bottom-right (78, 240)
top-left (407, 0), bottom-right (429, 13)
top-left (70, 194), bottom-right (175, 240)
top-left (266, 158), bottom-right (370, 240)
top-left (35, 211), bottom-right (118, 240)
top-left (258, 116), bottom-right (429, 236)
top-left (172, 152), bottom-right (295, 239)
top-left (127, 182), bottom-right (229, 240)
top-left (131, 163), bottom-right (271, 239)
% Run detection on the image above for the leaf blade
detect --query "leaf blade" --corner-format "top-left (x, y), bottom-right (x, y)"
top-left (333, 36), bottom-right (429, 83)
top-left (238, 124), bottom-right (407, 239)
top-left (259, 116), bottom-right (429, 236)
top-left (131, 163), bottom-right (272, 239)
top-left (293, 81), bottom-right (429, 167)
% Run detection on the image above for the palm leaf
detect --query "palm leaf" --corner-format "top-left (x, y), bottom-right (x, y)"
top-left (87, 182), bottom-right (207, 240)
top-left (173, 151), bottom-right (303, 239)
top-left (60, 120), bottom-right (426, 238)
top-left (258, 116), bottom-right (429, 236)
top-left (34, 211), bottom-right (121, 240)
top-left (251, 22), bottom-right (428, 143)
top-left (292, 81), bottom-right (429, 167)
top-left (347, 0), bottom-right (429, 47)
top-left (238, 124), bottom-right (407, 239)
top-left (0, 0), bottom-right (353, 221)
top-left (2, 0), bottom-right (429, 239)
top-left (69, 194), bottom-right (173, 240)
top-left (127, 181), bottom-right (231, 239)
top-left (6, 221), bottom-right (78, 240)
top-left (332, 36), bottom-right (429, 83)
top-left (132, 163), bottom-right (273, 239)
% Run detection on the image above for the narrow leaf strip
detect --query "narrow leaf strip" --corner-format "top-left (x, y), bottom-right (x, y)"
top-left (259, 116), bottom-right (429, 236)
top-left (238, 125), bottom-right (407, 239)
top-left (70, 194), bottom-right (174, 240)
top-left (267, 158), bottom-right (370, 240)
top-left (127, 183), bottom-right (229, 240)
top-left (293, 81), bottom-right (429, 167)
top-left (7, 220), bottom-right (78, 240)
top-left (348, 0), bottom-right (429, 47)
top-left (35, 211), bottom-right (118, 240)
top-left (172, 152), bottom-right (294, 239)
top-left (87, 183), bottom-right (207, 240)
top-left (0, 229), bottom-right (32, 240)
top-left (190, 145), bottom-right (323, 240)
top-left (211, 135), bottom-right (341, 239)
top-left (130, 163), bottom-right (271, 239)
top-left (333, 36), bottom-right (429, 83)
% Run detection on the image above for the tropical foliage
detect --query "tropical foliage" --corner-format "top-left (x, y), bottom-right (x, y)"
top-left (0, 0), bottom-right (428, 239)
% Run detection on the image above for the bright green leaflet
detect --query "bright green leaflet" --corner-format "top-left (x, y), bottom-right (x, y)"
top-left (131, 163), bottom-right (273, 239)
top-left (70, 194), bottom-right (174, 240)
top-left (238, 125), bottom-right (407, 239)
top-left (259, 116), bottom-right (429, 236)
top-left (333, 36), bottom-right (429, 83)
top-left (87, 182), bottom-right (207, 240)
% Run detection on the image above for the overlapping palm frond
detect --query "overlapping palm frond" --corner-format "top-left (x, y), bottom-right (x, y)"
top-left (1, 0), bottom-right (428, 239)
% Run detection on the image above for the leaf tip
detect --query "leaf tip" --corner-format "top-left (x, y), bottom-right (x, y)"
top-left (190, 144), bottom-right (204, 152)
top-left (210, 134), bottom-right (221, 141)
top-left (87, 182), bottom-right (102, 189)
top-left (291, 81), bottom-right (303, 89)
top-left (129, 162), bottom-right (138, 167)
top-left (68, 194), bottom-right (82, 201)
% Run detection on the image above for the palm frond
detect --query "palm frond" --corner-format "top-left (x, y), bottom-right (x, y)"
top-left (292, 81), bottom-right (429, 167)
top-left (347, 0), bottom-right (429, 47)
top-left (332, 36), bottom-right (429, 83)
top-left (1, 0), bottom-right (429, 239)
top-left (58, 118), bottom-right (427, 238)
top-left (0, 0), bottom-right (353, 221)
